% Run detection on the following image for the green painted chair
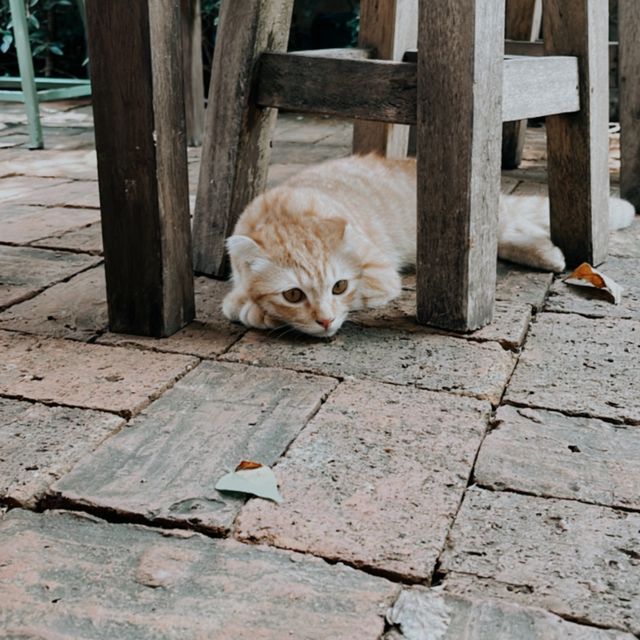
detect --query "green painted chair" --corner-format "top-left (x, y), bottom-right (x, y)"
top-left (0, 0), bottom-right (91, 149)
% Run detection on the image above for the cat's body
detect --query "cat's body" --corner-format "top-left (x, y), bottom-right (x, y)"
top-left (223, 154), bottom-right (635, 337)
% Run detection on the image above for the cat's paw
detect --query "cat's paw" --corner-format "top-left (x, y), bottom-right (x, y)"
top-left (223, 291), bottom-right (281, 330)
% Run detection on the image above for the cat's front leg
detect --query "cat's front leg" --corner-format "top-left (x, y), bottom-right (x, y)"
top-left (222, 289), bottom-right (281, 330)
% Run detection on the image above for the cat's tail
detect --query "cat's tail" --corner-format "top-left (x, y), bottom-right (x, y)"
top-left (610, 197), bottom-right (636, 230)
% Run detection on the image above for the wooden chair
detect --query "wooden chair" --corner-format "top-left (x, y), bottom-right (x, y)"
top-left (502, 0), bottom-right (640, 211)
top-left (192, 0), bottom-right (610, 333)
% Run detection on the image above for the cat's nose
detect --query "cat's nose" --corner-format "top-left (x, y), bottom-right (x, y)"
top-left (316, 318), bottom-right (334, 330)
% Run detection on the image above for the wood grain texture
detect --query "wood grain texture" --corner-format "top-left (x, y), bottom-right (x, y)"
top-left (544, 0), bottom-right (610, 267)
top-left (258, 53), bottom-right (578, 124)
top-left (85, 0), bottom-right (194, 337)
top-left (352, 0), bottom-right (417, 157)
top-left (191, 0), bottom-right (294, 277)
top-left (416, 0), bottom-right (504, 331)
top-left (619, 0), bottom-right (640, 209)
top-left (180, 0), bottom-right (205, 146)
top-left (502, 0), bottom-right (542, 169)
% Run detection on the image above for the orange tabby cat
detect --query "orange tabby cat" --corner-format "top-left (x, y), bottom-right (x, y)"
top-left (222, 154), bottom-right (634, 337)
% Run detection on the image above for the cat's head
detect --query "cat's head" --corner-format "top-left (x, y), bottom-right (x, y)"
top-left (227, 214), bottom-right (362, 337)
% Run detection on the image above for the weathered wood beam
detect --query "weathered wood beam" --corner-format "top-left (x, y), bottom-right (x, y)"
top-left (416, 0), bottom-right (504, 331)
top-left (352, 0), bottom-right (417, 157)
top-left (257, 53), bottom-right (579, 124)
top-left (619, 0), bottom-right (640, 209)
top-left (544, 0), bottom-right (610, 267)
top-left (180, 0), bottom-right (205, 147)
top-left (502, 0), bottom-right (542, 169)
top-left (192, 0), bottom-right (294, 277)
top-left (85, 0), bottom-right (194, 337)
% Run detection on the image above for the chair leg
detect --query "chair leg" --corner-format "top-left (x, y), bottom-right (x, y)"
top-left (192, 0), bottom-right (294, 277)
top-left (352, 0), bottom-right (417, 158)
top-left (416, 0), bottom-right (504, 331)
top-left (9, 0), bottom-right (43, 149)
top-left (544, 0), bottom-right (609, 267)
top-left (85, 0), bottom-right (194, 337)
top-left (619, 0), bottom-right (640, 211)
top-left (501, 0), bottom-right (542, 169)
top-left (180, 0), bottom-right (205, 147)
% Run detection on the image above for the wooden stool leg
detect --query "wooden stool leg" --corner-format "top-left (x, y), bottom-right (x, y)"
top-left (501, 0), bottom-right (542, 169)
top-left (86, 0), bottom-right (194, 337)
top-left (544, 0), bottom-right (609, 267)
top-left (180, 0), bottom-right (205, 147)
top-left (352, 0), bottom-right (417, 157)
top-left (619, 0), bottom-right (640, 210)
top-left (192, 0), bottom-right (294, 277)
top-left (416, 0), bottom-right (504, 331)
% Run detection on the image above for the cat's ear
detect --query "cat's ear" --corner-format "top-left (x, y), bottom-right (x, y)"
top-left (324, 217), bottom-right (347, 244)
top-left (226, 235), bottom-right (265, 267)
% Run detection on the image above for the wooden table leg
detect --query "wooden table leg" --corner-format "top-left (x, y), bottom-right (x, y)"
top-left (192, 0), bottom-right (294, 277)
top-left (86, 0), bottom-right (194, 337)
top-left (416, 0), bottom-right (504, 331)
top-left (501, 0), bottom-right (542, 169)
top-left (544, 0), bottom-right (609, 267)
top-left (180, 0), bottom-right (205, 147)
top-left (619, 0), bottom-right (640, 210)
top-left (352, 0), bottom-right (417, 158)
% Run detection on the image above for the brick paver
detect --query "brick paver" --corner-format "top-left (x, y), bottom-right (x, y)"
top-left (0, 266), bottom-right (107, 340)
top-left (0, 331), bottom-right (197, 417)
top-left (506, 313), bottom-right (640, 424)
top-left (0, 245), bottom-right (100, 310)
top-left (475, 405), bottom-right (640, 510)
top-left (50, 362), bottom-right (337, 533)
top-left (386, 588), bottom-right (634, 639)
top-left (440, 488), bottom-right (640, 635)
top-left (236, 380), bottom-right (490, 581)
top-left (0, 509), bottom-right (397, 639)
top-left (97, 276), bottom-right (244, 358)
top-left (0, 398), bottom-right (123, 508)
top-left (223, 324), bottom-right (516, 405)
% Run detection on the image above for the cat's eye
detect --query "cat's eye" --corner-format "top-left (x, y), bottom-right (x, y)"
top-left (283, 287), bottom-right (306, 303)
top-left (332, 280), bottom-right (348, 295)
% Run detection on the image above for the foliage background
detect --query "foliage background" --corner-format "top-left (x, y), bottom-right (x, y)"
top-left (0, 0), bottom-right (359, 91)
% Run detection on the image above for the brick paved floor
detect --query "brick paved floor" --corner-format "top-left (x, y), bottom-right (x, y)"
top-left (0, 101), bottom-right (638, 639)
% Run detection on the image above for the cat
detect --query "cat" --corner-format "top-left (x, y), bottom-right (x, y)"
top-left (222, 153), bottom-right (635, 337)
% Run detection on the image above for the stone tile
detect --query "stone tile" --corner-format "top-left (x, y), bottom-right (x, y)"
top-left (546, 257), bottom-right (640, 321)
top-left (475, 405), bottom-right (640, 510)
top-left (0, 148), bottom-right (97, 180)
top-left (0, 204), bottom-right (99, 244)
top-left (97, 276), bottom-right (244, 358)
top-left (274, 114), bottom-right (352, 143)
top-left (494, 262), bottom-right (553, 309)
top-left (351, 284), bottom-right (531, 350)
top-left (506, 313), bottom-right (640, 424)
top-left (0, 398), bottom-right (123, 508)
top-left (610, 216), bottom-right (640, 259)
top-left (0, 266), bottom-right (108, 341)
top-left (0, 245), bottom-right (100, 310)
top-left (440, 488), bottom-right (640, 636)
top-left (0, 331), bottom-right (197, 417)
top-left (385, 588), bottom-right (634, 640)
top-left (223, 323), bottom-right (516, 405)
top-left (0, 509), bottom-right (397, 640)
top-left (0, 175), bottom-right (70, 202)
top-left (51, 361), bottom-right (337, 533)
top-left (32, 220), bottom-right (103, 255)
top-left (237, 380), bottom-right (490, 581)
top-left (6, 178), bottom-right (99, 208)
